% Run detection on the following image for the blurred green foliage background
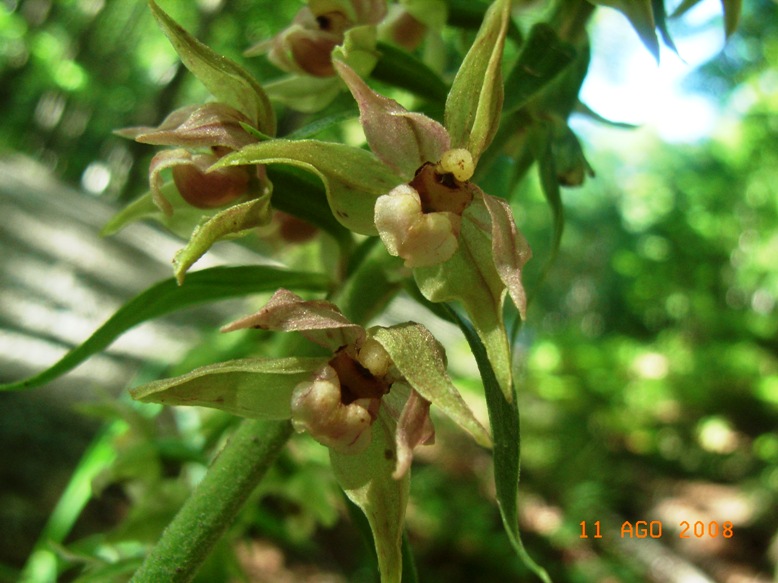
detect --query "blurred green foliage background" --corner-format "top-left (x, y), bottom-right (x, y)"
top-left (1, 0), bottom-right (777, 581)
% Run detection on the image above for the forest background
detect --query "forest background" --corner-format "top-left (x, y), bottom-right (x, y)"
top-left (0, 0), bottom-right (777, 581)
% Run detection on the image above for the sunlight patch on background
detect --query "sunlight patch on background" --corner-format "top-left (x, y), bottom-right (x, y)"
top-left (579, 0), bottom-right (727, 143)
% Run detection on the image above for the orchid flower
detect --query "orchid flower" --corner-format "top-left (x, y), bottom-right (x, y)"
top-left (130, 289), bottom-right (490, 583)
top-left (109, 1), bottom-right (277, 283)
top-left (245, 0), bottom-right (387, 112)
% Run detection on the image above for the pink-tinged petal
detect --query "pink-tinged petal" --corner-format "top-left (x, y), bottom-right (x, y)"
top-left (444, 0), bottom-right (510, 162)
top-left (334, 60), bottom-right (449, 179)
top-left (115, 105), bottom-right (198, 140)
top-left (482, 193), bottom-right (532, 320)
top-left (393, 387), bottom-right (434, 479)
top-left (119, 103), bottom-right (257, 150)
top-left (221, 289), bottom-right (365, 351)
top-left (291, 364), bottom-right (378, 454)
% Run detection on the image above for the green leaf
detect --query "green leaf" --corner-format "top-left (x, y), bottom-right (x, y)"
top-left (371, 324), bottom-right (492, 447)
top-left (214, 139), bottom-right (400, 235)
top-left (330, 413), bottom-right (408, 583)
top-left (590, 0), bottom-right (659, 61)
top-left (371, 41), bottom-right (449, 104)
top-left (0, 266), bottom-right (330, 392)
top-left (445, 0), bottom-right (510, 161)
top-left (148, 0), bottom-right (275, 135)
top-left (130, 357), bottom-right (326, 418)
top-left (503, 23), bottom-right (577, 114)
top-left (445, 306), bottom-right (551, 583)
top-left (173, 195), bottom-right (272, 284)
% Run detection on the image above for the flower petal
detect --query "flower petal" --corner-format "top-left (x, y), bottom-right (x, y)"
top-left (119, 103), bottom-right (258, 151)
top-left (374, 184), bottom-right (460, 267)
top-left (371, 323), bottom-right (492, 448)
top-left (392, 386), bottom-right (434, 479)
top-left (222, 289), bottom-right (365, 351)
top-left (482, 193), bottom-right (531, 320)
top-left (334, 60), bottom-right (449, 179)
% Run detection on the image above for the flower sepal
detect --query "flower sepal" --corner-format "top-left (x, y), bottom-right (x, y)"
top-left (129, 356), bottom-right (329, 419)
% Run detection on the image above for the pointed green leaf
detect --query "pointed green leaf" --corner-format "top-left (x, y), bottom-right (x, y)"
top-left (215, 139), bottom-right (400, 235)
top-left (331, 413), bottom-right (408, 583)
top-left (174, 195), bottom-right (272, 284)
top-left (444, 0), bottom-right (511, 161)
top-left (590, 0), bottom-right (659, 61)
top-left (371, 324), bottom-right (491, 448)
top-left (414, 199), bottom-right (513, 400)
top-left (0, 266), bottom-right (329, 392)
top-left (503, 23), bottom-right (577, 114)
top-left (445, 306), bottom-right (551, 583)
top-left (148, 0), bottom-right (275, 134)
top-left (130, 357), bottom-right (326, 419)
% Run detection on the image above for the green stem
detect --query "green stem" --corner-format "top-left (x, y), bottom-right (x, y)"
top-left (130, 420), bottom-right (293, 583)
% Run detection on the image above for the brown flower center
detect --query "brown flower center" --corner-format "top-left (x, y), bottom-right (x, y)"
top-left (328, 348), bottom-right (390, 405)
top-left (409, 162), bottom-right (474, 215)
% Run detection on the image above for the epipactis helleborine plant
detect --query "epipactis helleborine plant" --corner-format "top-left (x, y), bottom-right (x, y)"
top-left (215, 0), bottom-right (529, 399)
top-left (130, 289), bottom-right (490, 583)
